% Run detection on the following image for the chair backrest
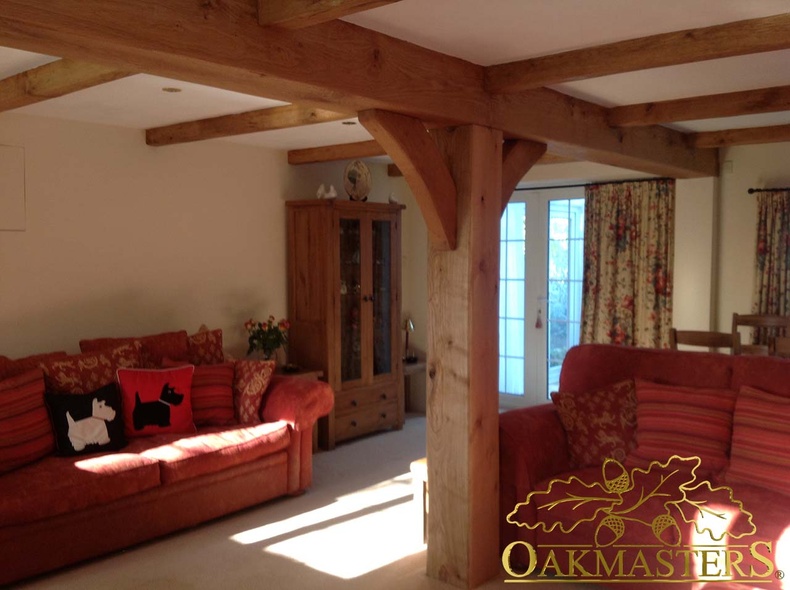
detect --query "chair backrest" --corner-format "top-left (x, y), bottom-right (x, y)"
top-left (669, 328), bottom-right (739, 353)
top-left (773, 336), bottom-right (790, 358)
top-left (731, 313), bottom-right (790, 354)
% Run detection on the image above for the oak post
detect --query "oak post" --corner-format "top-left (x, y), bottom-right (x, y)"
top-left (427, 125), bottom-right (502, 588)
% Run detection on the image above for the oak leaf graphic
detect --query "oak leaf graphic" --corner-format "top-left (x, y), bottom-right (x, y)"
top-left (507, 455), bottom-right (756, 546)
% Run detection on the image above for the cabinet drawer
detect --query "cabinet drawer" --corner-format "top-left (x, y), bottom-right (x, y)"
top-left (336, 400), bottom-right (398, 442)
top-left (335, 386), bottom-right (398, 416)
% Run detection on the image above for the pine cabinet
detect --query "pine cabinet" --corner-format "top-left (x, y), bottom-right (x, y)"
top-left (286, 200), bottom-right (404, 449)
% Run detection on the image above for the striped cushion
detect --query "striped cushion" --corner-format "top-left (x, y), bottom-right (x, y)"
top-left (0, 369), bottom-right (54, 473)
top-left (726, 386), bottom-right (790, 496)
top-left (192, 362), bottom-right (235, 425)
top-left (626, 379), bottom-right (737, 475)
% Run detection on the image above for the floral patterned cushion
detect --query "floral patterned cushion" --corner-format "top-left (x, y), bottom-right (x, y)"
top-left (79, 330), bottom-right (189, 368)
top-left (551, 379), bottom-right (637, 468)
top-left (187, 329), bottom-right (224, 366)
top-left (40, 343), bottom-right (142, 394)
top-left (232, 360), bottom-right (276, 425)
top-left (0, 351), bottom-right (69, 380)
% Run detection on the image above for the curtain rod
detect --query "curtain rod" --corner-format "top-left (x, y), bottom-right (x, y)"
top-left (748, 187), bottom-right (790, 194)
top-left (513, 176), bottom-right (673, 192)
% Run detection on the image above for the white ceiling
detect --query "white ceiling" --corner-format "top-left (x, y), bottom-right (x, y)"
top-left (1, 0), bottom-right (790, 151)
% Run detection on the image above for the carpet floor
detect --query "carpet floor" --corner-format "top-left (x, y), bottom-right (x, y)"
top-left (13, 414), bottom-right (584, 590)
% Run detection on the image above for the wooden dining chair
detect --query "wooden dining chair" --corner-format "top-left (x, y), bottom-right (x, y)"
top-left (731, 313), bottom-right (790, 355)
top-left (669, 328), bottom-right (740, 354)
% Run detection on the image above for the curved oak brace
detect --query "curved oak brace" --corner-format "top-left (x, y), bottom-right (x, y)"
top-left (359, 109), bottom-right (457, 250)
top-left (501, 139), bottom-right (547, 214)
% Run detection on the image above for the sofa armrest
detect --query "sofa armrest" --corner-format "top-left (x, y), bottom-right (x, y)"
top-left (499, 403), bottom-right (571, 557)
top-left (260, 376), bottom-right (334, 432)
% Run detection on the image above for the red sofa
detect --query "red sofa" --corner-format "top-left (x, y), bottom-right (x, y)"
top-left (500, 344), bottom-right (789, 589)
top-left (0, 335), bottom-right (334, 586)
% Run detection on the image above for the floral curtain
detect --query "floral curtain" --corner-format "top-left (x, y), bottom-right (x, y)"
top-left (581, 179), bottom-right (675, 348)
top-left (752, 191), bottom-right (790, 327)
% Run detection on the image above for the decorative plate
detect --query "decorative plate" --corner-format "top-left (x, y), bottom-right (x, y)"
top-left (343, 160), bottom-right (372, 201)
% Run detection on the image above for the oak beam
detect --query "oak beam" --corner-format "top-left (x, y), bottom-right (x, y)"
top-left (146, 104), bottom-right (353, 146)
top-left (288, 140), bottom-right (385, 164)
top-left (501, 139), bottom-right (547, 214)
top-left (691, 124), bottom-right (790, 148)
top-left (491, 88), bottom-right (718, 178)
top-left (0, 58), bottom-right (131, 112)
top-left (258, 0), bottom-right (401, 29)
top-left (359, 109), bottom-right (457, 250)
top-left (427, 124), bottom-right (501, 588)
top-left (609, 85), bottom-right (790, 127)
top-left (0, 1), bottom-right (716, 177)
top-left (486, 13), bottom-right (790, 93)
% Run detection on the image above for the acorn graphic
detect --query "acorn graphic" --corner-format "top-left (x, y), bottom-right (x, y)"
top-left (602, 459), bottom-right (630, 494)
top-left (595, 514), bottom-right (626, 547)
top-left (651, 513), bottom-right (681, 546)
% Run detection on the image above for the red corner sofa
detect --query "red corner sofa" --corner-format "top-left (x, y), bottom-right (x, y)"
top-left (0, 330), bottom-right (334, 586)
top-left (500, 344), bottom-right (789, 589)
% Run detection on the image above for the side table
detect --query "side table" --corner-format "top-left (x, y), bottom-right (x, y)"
top-left (403, 358), bottom-right (426, 412)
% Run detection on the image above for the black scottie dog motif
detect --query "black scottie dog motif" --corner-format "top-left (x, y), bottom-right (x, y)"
top-left (132, 382), bottom-right (184, 431)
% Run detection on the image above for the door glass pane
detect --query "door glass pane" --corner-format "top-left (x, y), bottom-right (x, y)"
top-left (340, 218), bottom-right (362, 382)
top-left (499, 202), bottom-right (526, 396)
top-left (372, 220), bottom-right (392, 376)
top-left (546, 198), bottom-right (585, 396)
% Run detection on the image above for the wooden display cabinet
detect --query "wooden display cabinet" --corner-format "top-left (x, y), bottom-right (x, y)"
top-left (286, 199), bottom-right (404, 449)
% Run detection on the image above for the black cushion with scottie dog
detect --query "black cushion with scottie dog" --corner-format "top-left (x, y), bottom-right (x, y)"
top-left (117, 366), bottom-right (195, 437)
top-left (45, 383), bottom-right (126, 456)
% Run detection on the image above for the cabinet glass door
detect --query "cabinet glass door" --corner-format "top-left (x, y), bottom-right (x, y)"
top-left (372, 219), bottom-right (393, 376)
top-left (339, 218), bottom-right (362, 382)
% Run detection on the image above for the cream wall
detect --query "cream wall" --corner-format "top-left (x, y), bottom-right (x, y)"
top-left (0, 113), bottom-right (290, 358)
top-left (716, 142), bottom-right (790, 330)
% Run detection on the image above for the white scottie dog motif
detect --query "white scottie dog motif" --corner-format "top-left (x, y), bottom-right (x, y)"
top-left (67, 398), bottom-right (117, 451)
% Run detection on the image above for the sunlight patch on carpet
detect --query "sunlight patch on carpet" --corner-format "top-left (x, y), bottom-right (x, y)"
top-left (229, 472), bottom-right (425, 579)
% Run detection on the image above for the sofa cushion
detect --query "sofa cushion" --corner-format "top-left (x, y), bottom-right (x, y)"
top-left (117, 366), bottom-right (195, 437)
top-left (39, 343), bottom-right (142, 394)
top-left (551, 379), bottom-right (636, 468)
top-left (163, 360), bottom-right (236, 426)
top-left (725, 386), bottom-right (790, 497)
top-left (0, 351), bottom-right (68, 380)
top-left (627, 379), bottom-right (737, 476)
top-left (45, 384), bottom-right (126, 456)
top-left (187, 328), bottom-right (224, 366)
top-left (233, 360), bottom-right (276, 424)
top-left (0, 369), bottom-right (54, 473)
top-left (80, 330), bottom-right (189, 368)
top-left (0, 451), bottom-right (161, 526)
top-left (124, 421), bottom-right (290, 484)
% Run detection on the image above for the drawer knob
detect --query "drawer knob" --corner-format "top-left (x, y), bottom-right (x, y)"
top-left (351, 420), bottom-right (358, 427)
top-left (381, 413), bottom-right (387, 419)
top-left (380, 393), bottom-right (387, 400)
top-left (351, 399), bottom-right (358, 407)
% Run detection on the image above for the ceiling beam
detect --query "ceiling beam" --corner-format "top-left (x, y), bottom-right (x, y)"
top-left (288, 139), bottom-right (385, 164)
top-left (691, 124), bottom-right (790, 148)
top-left (501, 140), bottom-right (546, 214)
top-left (146, 104), bottom-right (353, 146)
top-left (491, 88), bottom-right (717, 178)
top-left (609, 85), bottom-right (790, 127)
top-left (0, 0), bottom-right (716, 177)
top-left (0, 58), bottom-right (132, 112)
top-left (486, 13), bottom-right (790, 93)
top-left (359, 109), bottom-right (457, 250)
top-left (258, 0), bottom-right (402, 29)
